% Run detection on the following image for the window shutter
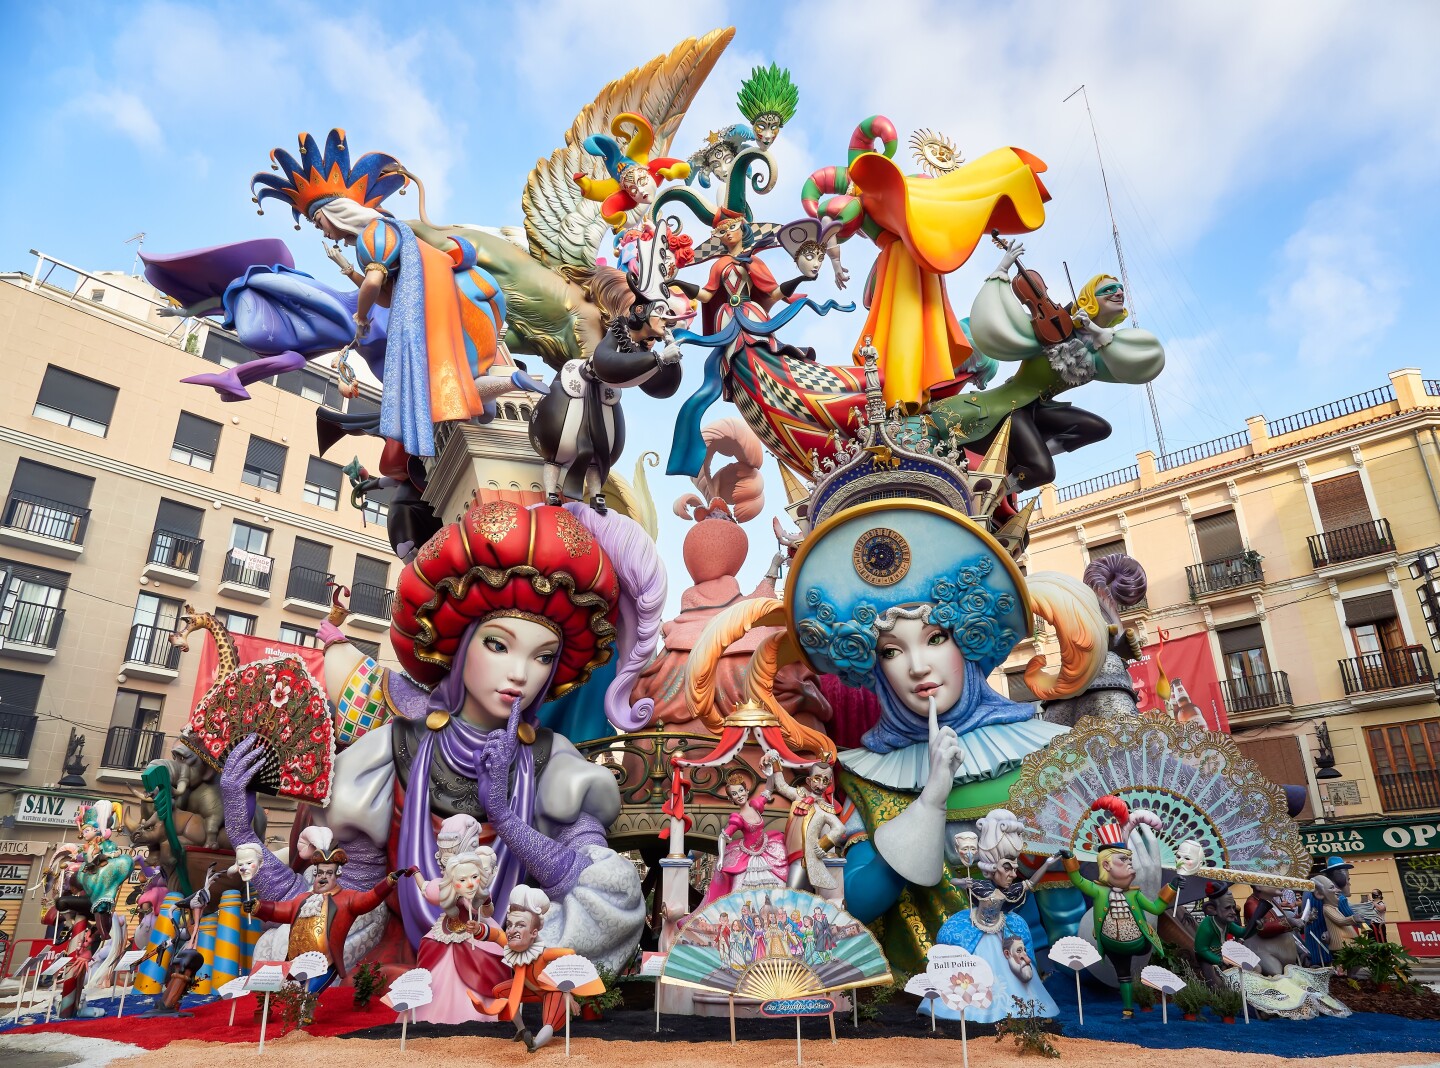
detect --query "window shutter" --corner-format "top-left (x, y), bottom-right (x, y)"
top-left (37, 366), bottom-right (119, 424)
top-left (353, 555), bottom-right (389, 589)
top-left (1, 560), bottom-right (69, 590)
top-left (305, 457), bottom-right (343, 491)
top-left (1086, 539), bottom-right (1126, 563)
top-left (1233, 736), bottom-right (1313, 820)
top-left (1005, 672), bottom-right (1037, 703)
top-left (202, 332), bottom-right (259, 366)
top-left (292, 537), bottom-right (331, 573)
top-left (350, 637), bottom-right (381, 660)
top-left (155, 498), bottom-right (204, 538)
top-left (1217, 623), bottom-right (1265, 656)
top-left (10, 459), bottom-right (95, 509)
top-left (174, 412), bottom-right (221, 454)
top-left (1194, 510), bottom-right (1243, 561)
top-left (0, 668), bottom-right (44, 714)
top-left (1344, 592), bottom-right (1399, 627)
top-left (346, 395), bottom-right (380, 418)
top-left (1313, 473), bottom-right (1373, 531)
top-left (244, 436), bottom-right (288, 476)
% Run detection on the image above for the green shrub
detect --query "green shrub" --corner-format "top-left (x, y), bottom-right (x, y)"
top-left (1333, 936), bottom-right (1416, 989)
top-left (1209, 985), bottom-right (1244, 1019)
top-left (351, 961), bottom-right (386, 1009)
top-left (576, 964), bottom-right (625, 1015)
top-left (1132, 983), bottom-right (1157, 1009)
top-left (994, 997), bottom-right (1060, 1058)
top-left (857, 980), bottom-right (897, 1021)
top-left (1173, 980), bottom-right (1211, 1016)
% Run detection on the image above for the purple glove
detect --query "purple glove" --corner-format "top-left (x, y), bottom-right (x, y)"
top-left (318, 620), bottom-right (347, 648)
top-left (221, 737), bottom-right (306, 901)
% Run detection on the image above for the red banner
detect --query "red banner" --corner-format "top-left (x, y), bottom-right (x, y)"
top-left (1398, 921), bottom-right (1440, 957)
top-left (1126, 631), bottom-right (1230, 733)
top-left (190, 632), bottom-right (328, 709)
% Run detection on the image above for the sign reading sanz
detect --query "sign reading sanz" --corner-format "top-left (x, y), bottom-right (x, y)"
top-left (14, 792), bottom-right (95, 827)
top-left (1303, 819), bottom-right (1440, 856)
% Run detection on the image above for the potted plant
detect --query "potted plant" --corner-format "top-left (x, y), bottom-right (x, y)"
top-left (352, 961), bottom-right (387, 1011)
top-left (1210, 986), bottom-right (1243, 1024)
top-left (576, 964), bottom-right (625, 1021)
top-left (1132, 983), bottom-right (1157, 1013)
top-left (1174, 980), bottom-right (1209, 1021)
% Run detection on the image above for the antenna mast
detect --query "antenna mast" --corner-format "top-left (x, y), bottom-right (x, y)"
top-left (1064, 85), bottom-right (1167, 457)
top-left (125, 232), bottom-right (146, 277)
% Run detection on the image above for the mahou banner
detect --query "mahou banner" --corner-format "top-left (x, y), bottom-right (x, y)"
top-left (1126, 631), bottom-right (1230, 733)
top-left (190, 631), bottom-right (328, 708)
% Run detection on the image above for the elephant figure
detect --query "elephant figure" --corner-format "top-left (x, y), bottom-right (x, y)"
top-left (1244, 886), bottom-right (1306, 976)
top-left (138, 743), bottom-right (225, 848)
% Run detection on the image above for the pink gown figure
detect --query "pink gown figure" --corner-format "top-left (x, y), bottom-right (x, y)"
top-left (702, 767), bottom-right (786, 907)
top-left (411, 847), bottom-right (508, 1025)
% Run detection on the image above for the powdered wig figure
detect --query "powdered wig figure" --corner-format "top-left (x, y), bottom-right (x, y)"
top-left (974, 809), bottom-right (1029, 876)
top-left (437, 848), bottom-right (500, 915)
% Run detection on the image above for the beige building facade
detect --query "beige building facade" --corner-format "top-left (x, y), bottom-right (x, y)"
top-left (1004, 367), bottom-right (1440, 929)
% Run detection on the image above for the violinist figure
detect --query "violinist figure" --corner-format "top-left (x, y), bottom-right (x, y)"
top-left (935, 242), bottom-right (1165, 488)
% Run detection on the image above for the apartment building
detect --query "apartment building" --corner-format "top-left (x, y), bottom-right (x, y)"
top-left (1002, 368), bottom-right (1440, 932)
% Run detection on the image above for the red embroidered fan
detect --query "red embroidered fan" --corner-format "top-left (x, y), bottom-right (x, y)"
top-left (180, 655), bottom-right (334, 805)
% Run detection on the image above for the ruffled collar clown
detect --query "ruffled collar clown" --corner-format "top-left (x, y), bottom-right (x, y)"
top-left (784, 499), bottom-right (1107, 972)
top-left (736, 63), bottom-right (799, 149)
top-left (575, 113), bottom-right (690, 231)
top-left (251, 129), bottom-right (496, 458)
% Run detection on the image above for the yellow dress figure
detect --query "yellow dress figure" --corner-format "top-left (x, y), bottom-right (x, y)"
top-left (848, 146), bottom-right (1050, 410)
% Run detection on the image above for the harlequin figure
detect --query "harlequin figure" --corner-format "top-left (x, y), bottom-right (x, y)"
top-left (574, 113), bottom-right (690, 230)
top-left (1060, 798), bottom-right (1180, 1017)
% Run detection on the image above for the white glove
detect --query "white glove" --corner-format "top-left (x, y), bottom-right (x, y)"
top-left (658, 343), bottom-right (682, 366)
top-left (994, 242), bottom-right (1024, 277)
top-left (324, 241), bottom-right (354, 273)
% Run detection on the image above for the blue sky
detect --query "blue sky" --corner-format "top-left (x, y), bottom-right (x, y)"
top-left (4, 0), bottom-right (1438, 603)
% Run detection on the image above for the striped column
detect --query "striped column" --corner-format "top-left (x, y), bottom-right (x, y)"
top-left (211, 890), bottom-right (261, 987)
top-left (134, 892), bottom-right (183, 994)
top-left (192, 913), bottom-right (219, 995)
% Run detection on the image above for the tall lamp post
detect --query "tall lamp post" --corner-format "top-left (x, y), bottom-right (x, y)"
top-left (1310, 721), bottom-right (1342, 821)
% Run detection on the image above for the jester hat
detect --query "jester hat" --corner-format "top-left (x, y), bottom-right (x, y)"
top-left (575, 113), bottom-right (690, 231)
top-left (251, 128), bottom-right (409, 226)
top-left (391, 503), bottom-right (620, 696)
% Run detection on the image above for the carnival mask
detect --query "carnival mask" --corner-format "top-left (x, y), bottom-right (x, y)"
top-left (792, 243), bottom-right (825, 280)
top-left (1174, 839), bottom-right (1206, 876)
top-left (622, 168), bottom-right (658, 206)
top-left (461, 617), bottom-right (560, 726)
top-left (752, 113), bottom-right (782, 148)
top-left (876, 615), bottom-right (967, 715)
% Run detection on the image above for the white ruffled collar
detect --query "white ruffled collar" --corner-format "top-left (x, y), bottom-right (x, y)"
top-left (503, 942), bottom-right (546, 967)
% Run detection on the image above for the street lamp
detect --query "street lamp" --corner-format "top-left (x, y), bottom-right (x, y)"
top-left (1312, 721), bottom-right (1342, 781)
top-left (1408, 549), bottom-right (1440, 653)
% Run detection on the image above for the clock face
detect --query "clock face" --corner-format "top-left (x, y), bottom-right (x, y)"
top-left (852, 527), bottom-right (911, 586)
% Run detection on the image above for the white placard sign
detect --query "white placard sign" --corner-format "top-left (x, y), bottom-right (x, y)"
top-left (247, 963), bottom-right (288, 993)
top-left (904, 972), bottom-right (944, 998)
top-left (1140, 965), bottom-right (1184, 994)
top-left (925, 945), bottom-right (994, 983)
top-left (117, 949), bottom-right (144, 972)
top-left (288, 951), bottom-right (330, 981)
top-left (542, 955), bottom-right (600, 993)
top-left (1221, 941), bottom-right (1261, 971)
top-left (1047, 935), bottom-right (1101, 971)
top-left (218, 976), bottom-right (252, 1000)
top-left (40, 956), bottom-right (72, 978)
top-left (383, 968), bottom-right (434, 1012)
top-left (639, 952), bottom-right (666, 976)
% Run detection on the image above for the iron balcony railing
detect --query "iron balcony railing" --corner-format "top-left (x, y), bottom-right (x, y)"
top-left (148, 529), bottom-right (204, 573)
top-left (0, 710), bottom-right (36, 760)
top-left (1055, 465), bottom-right (1140, 503)
top-left (285, 565), bottom-right (335, 605)
top-left (0, 600), bottom-right (65, 651)
top-left (1339, 646), bottom-right (1434, 695)
top-left (1157, 430), bottom-right (1251, 472)
top-left (2, 492), bottom-right (90, 544)
top-left (124, 623), bottom-right (182, 671)
top-left (1375, 769), bottom-right (1440, 813)
top-left (1266, 386), bottom-right (1394, 437)
top-left (1425, 379), bottom-right (1440, 398)
top-left (1307, 518), bottom-right (1394, 568)
top-left (1186, 551), bottom-right (1264, 598)
top-left (350, 582), bottom-right (394, 620)
top-left (222, 551), bottom-right (273, 591)
top-left (1219, 670), bottom-right (1293, 714)
top-left (101, 725), bottom-right (166, 771)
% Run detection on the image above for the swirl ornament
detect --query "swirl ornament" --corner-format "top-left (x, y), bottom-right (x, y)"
top-left (852, 527), bottom-right (911, 586)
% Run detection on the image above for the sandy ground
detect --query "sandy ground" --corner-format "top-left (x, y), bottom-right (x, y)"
top-left (109, 1033), bottom-right (1440, 1068)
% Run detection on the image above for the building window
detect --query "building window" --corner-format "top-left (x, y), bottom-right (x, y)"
top-left (1367, 719), bottom-right (1440, 812)
top-left (216, 608), bottom-right (256, 636)
top-left (242, 435), bottom-right (287, 492)
top-left (90, 288), bottom-right (106, 302)
top-left (4, 459), bottom-right (94, 544)
top-left (1345, 592), bottom-right (1405, 657)
top-left (350, 637), bottom-right (381, 660)
top-left (362, 485), bottom-right (392, 526)
top-left (1004, 672), bottom-right (1037, 704)
top-left (279, 622), bottom-right (316, 648)
top-left (351, 556), bottom-right (392, 619)
top-left (150, 499), bottom-right (205, 572)
top-left (1217, 623), bottom-right (1271, 681)
top-left (33, 366), bottom-right (119, 437)
top-left (276, 369), bottom-right (339, 407)
top-left (224, 522), bottom-right (273, 590)
top-left (0, 561), bottom-right (67, 651)
top-left (1194, 510), bottom-right (1244, 562)
top-left (128, 593), bottom-right (183, 668)
top-left (103, 690), bottom-right (166, 771)
top-left (230, 521), bottom-right (270, 556)
top-left (171, 412), bottom-right (221, 472)
top-left (303, 457), bottom-right (343, 511)
top-left (287, 538), bottom-right (333, 604)
top-left (0, 668), bottom-right (43, 760)
top-left (1340, 592), bottom-right (1431, 693)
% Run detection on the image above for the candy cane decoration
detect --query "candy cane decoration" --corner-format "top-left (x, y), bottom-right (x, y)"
top-left (801, 115), bottom-right (900, 243)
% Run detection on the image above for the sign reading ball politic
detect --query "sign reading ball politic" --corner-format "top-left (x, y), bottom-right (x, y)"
top-left (1048, 935), bottom-right (1101, 971)
top-left (1140, 965), bottom-right (1185, 995)
top-left (925, 945), bottom-right (996, 987)
top-left (382, 968), bottom-right (434, 1013)
top-left (287, 951), bottom-right (330, 982)
top-left (1221, 941), bottom-right (1262, 972)
top-left (541, 954), bottom-right (602, 994)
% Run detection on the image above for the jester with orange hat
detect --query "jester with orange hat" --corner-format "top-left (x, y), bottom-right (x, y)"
top-left (1057, 796), bottom-right (1181, 1017)
top-left (220, 503), bottom-right (665, 973)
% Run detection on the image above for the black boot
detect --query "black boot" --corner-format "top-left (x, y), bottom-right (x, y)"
top-left (591, 493), bottom-right (607, 515)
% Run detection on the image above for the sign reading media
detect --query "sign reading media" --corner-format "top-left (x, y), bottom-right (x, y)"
top-left (13, 792), bottom-right (96, 827)
top-left (1302, 817), bottom-right (1440, 857)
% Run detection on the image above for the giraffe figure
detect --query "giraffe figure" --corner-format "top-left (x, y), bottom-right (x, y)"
top-left (169, 603), bottom-right (240, 675)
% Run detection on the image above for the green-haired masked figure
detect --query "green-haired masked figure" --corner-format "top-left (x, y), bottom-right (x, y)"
top-left (737, 63), bottom-right (799, 149)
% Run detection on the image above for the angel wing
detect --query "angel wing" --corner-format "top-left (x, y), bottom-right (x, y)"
top-left (522, 27), bottom-right (736, 269)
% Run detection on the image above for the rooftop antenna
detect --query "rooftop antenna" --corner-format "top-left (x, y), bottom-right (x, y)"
top-left (124, 232), bottom-right (146, 277)
top-left (1063, 85), bottom-right (1167, 458)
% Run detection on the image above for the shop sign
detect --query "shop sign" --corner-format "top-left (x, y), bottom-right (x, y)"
top-left (1302, 817), bottom-right (1440, 856)
top-left (0, 858), bottom-right (32, 942)
top-left (13, 792), bottom-right (95, 827)
top-left (1398, 921), bottom-right (1440, 957)
top-left (1396, 853), bottom-right (1440, 922)
top-left (0, 840), bottom-right (48, 856)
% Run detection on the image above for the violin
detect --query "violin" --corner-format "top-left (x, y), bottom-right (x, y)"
top-left (991, 230), bottom-right (1074, 347)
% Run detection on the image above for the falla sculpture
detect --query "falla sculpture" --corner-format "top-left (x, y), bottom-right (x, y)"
top-left (28, 23), bottom-right (1359, 1050)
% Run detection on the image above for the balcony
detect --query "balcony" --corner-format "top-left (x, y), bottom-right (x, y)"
top-left (1219, 670), bottom-right (1294, 724)
top-left (0, 601), bottom-right (65, 661)
top-left (219, 550), bottom-right (273, 603)
top-left (100, 726), bottom-right (166, 780)
top-left (348, 582), bottom-right (395, 631)
top-left (122, 622), bottom-right (182, 682)
top-left (0, 492), bottom-right (89, 559)
top-left (1307, 518), bottom-right (1396, 576)
top-left (284, 565), bottom-right (335, 618)
top-left (1339, 646), bottom-right (1434, 708)
top-left (143, 529), bottom-right (204, 587)
top-left (1375, 769), bottom-right (1440, 813)
top-left (0, 710), bottom-right (36, 764)
top-left (1186, 550), bottom-right (1264, 601)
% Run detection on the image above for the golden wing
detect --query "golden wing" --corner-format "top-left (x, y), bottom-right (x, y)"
top-left (522, 26), bottom-right (736, 268)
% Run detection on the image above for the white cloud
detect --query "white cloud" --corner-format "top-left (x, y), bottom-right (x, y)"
top-left (71, 90), bottom-right (163, 148)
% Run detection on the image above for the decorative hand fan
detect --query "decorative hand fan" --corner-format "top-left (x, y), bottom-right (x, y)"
top-left (181, 655), bottom-right (334, 805)
top-left (660, 887), bottom-right (890, 998)
top-left (1008, 716), bottom-right (1309, 878)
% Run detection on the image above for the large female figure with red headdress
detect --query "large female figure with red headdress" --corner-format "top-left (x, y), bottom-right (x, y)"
top-left (221, 503), bottom-right (664, 970)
